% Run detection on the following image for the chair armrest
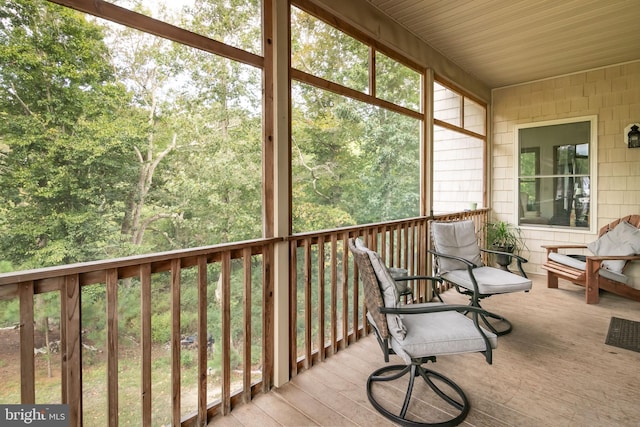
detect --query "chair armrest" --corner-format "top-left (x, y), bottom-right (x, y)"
top-left (541, 244), bottom-right (588, 249)
top-left (393, 275), bottom-right (442, 283)
top-left (381, 303), bottom-right (488, 316)
top-left (394, 276), bottom-right (444, 302)
top-left (480, 248), bottom-right (528, 277)
top-left (586, 254), bottom-right (640, 261)
top-left (480, 248), bottom-right (528, 264)
top-left (427, 249), bottom-right (478, 268)
top-left (541, 244), bottom-right (588, 255)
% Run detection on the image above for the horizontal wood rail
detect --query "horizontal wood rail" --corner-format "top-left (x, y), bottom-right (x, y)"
top-left (0, 210), bottom-right (489, 425)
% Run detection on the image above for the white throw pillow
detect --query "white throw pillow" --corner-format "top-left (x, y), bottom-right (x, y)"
top-left (587, 222), bottom-right (639, 273)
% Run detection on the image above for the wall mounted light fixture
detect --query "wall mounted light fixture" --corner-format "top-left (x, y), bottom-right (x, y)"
top-left (627, 123), bottom-right (640, 148)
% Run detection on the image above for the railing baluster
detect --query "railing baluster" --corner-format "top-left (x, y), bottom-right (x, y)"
top-left (341, 232), bottom-right (349, 346)
top-left (197, 255), bottom-right (208, 425)
top-left (106, 268), bottom-right (118, 427)
top-left (262, 243), bottom-right (273, 392)
top-left (242, 248), bottom-right (252, 403)
top-left (388, 226), bottom-right (395, 266)
top-left (317, 235), bottom-right (325, 362)
top-left (221, 252), bottom-right (231, 416)
top-left (330, 234), bottom-right (338, 354)
top-left (170, 259), bottom-right (181, 427)
top-left (62, 274), bottom-right (82, 427)
top-left (19, 281), bottom-right (35, 404)
top-left (304, 238), bottom-right (312, 369)
top-left (289, 242), bottom-right (298, 377)
top-left (140, 263), bottom-right (152, 426)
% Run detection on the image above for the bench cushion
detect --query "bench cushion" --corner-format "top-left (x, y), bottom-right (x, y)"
top-left (549, 252), bottom-right (586, 270)
top-left (547, 252), bottom-right (629, 284)
top-left (588, 221), bottom-right (640, 272)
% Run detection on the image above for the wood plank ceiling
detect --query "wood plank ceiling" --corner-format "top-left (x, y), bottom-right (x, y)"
top-left (366, 0), bottom-right (640, 88)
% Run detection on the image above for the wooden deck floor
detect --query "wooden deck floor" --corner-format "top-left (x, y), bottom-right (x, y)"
top-left (210, 276), bottom-right (640, 426)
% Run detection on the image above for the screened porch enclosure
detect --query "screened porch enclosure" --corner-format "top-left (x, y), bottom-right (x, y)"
top-left (0, 0), bottom-right (492, 426)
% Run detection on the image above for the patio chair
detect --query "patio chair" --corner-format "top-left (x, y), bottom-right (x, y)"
top-left (348, 238), bottom-right (497, 427)
top-left (428, 220), bottom-right (532, 336)
top-left (542, 214), bottom-right (640, 304)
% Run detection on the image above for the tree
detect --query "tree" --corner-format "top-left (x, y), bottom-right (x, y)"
top-left (0, 0), bottom-right (143, 268)
top-left (290, 8), bottom-right (420, 231)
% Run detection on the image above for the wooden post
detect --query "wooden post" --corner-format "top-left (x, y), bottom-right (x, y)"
top-left (19, 281), bottom-right (35, 404)
top-left (62, 274), bottom-right (82, 427)
top-left (585, 259), bottom-right (601, 304)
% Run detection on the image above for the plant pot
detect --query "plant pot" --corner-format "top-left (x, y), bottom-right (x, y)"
top-left (492, 245), bottom-right (514, 271)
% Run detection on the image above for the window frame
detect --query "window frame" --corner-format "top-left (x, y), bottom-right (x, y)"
top-left (432, 77), bottom-right (488, 213)
top-left (515, 115), bottom-right (598, 233)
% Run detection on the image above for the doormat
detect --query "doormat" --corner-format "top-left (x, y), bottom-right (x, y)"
top-left (605, 317), bottom-right (640, 353)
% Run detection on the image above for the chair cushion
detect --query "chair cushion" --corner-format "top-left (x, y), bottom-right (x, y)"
top-left (548, 252), bottom-right (587, 270)
top-left (354, 237), bottom-right (370, 251)
top-left (366, 249), bottom-right (407, 341)
top-left (442, 266), bottom-right (532, 294)
top-left (587, 223), bottom-right (638, 273)
top-left (607, 221), bottom-right (640, 252)
top-left (389, 303), bottom-right (497, 365)
top-left (547, 252), bottom-right (629, 284)
top-left (598, 268), bottom-right (629, 284)
top-left (432, 220), bottom-right (483, 272)
top-left (620, 261), bottom-right (640, 288)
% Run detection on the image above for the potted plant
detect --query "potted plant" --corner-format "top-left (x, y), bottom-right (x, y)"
top-left (483, 221), bottom-right (525, 270)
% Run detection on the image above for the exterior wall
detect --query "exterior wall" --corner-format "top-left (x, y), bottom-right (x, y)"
top-left (432, 83), bottom-right (484, 214)
top-left (492, 61), bottom-right (640, 275)
top-left (433, 126), bottom-right (484, 214)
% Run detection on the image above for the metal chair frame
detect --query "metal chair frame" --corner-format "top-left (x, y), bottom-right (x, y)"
top-left (349, 238), bottom-right (495, 427)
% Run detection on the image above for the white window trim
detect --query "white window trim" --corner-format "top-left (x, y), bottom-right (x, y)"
top-left (514, 115), bottom-right (598, 234)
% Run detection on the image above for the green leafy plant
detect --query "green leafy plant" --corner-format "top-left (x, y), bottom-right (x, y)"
top-left (483, 221), bottom-right (525, 254)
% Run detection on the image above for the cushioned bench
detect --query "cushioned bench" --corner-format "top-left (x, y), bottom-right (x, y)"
top-left (542, 215), bottom-right (640, 304)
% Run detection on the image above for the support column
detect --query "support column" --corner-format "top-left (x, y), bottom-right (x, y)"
top-left (270, 0), bottom-right (291, 388)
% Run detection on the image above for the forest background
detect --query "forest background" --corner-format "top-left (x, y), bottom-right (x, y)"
top-left (0, 0), bottom-right (420, 421)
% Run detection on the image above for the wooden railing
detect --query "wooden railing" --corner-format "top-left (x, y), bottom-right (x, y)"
top-left (0, 209), bottom-right (488, 426)
top-left (0, 238), bottom-right (281, 427)
top-left (287, 208), bottom-right (489, 377)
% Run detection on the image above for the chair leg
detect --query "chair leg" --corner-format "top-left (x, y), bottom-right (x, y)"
top-left (477, 309), bottom-right (513, 336)
top-left (367, 362), bottom-right (470, 426)
top-left (458, 298), bottom-right (513, 336)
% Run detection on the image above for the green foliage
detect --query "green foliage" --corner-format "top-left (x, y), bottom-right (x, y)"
top-left (151, 311), bottom-right (172, 344)
top-left (180, 349), bottom-right (197, 369)
top-left (0, 299), bottom-right (19, 327)
top-left (484, 221), bottom-right (525, 253)
top-left (0, 0), bottom-right (141, 269)
top-left (0, 3), bottom-right (425, 417)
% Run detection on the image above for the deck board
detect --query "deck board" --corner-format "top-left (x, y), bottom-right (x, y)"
top-left (210, 276), bottom-right (640, 426)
